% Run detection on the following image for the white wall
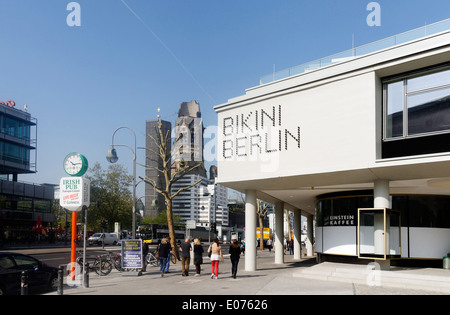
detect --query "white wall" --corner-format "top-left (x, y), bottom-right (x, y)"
top-left (409, 228), bottom-right (450, 259)
top-left (217, 72), bottom-right (377, 183)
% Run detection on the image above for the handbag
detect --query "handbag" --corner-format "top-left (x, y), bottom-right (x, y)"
top-left (207, 245), bottom-right (212, 257)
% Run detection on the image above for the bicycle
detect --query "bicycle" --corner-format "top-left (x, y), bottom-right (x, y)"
top-left (76, 251), bottom-right (113, 276)
top-left (170, 252), bottom-right (177, 264)
top-left (107, 251), bottom-right (123, 271)
top-left (145, 250), bottom-right (160, 267)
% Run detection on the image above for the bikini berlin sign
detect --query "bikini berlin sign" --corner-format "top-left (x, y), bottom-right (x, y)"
top-left (59, 177), bottom-right (90, 211)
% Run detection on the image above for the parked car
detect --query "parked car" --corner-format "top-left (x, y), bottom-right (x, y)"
top-left (88, 233), bottom-right (119, 246)
top-left (0, 252), bottom-right (58, 295)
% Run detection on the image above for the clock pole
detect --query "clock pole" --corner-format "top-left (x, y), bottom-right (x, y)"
top-left (70, 212), bottom-right (77, 281)
top-left (60, 152), bottom-right (89, 283)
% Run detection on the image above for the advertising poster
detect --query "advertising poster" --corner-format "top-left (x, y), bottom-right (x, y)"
top-left (121, 239), bottom-right (143, 269)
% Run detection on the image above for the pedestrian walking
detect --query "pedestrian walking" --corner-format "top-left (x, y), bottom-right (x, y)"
top-left (158, 238), bottom-right (171, 277)
top-left (142, 238), bottom-right (149, 272)
top-left (208, 238), bottom-right (224, 279)
top-left (164, 237), bottom-right (172, 273)
top-left (180, 237), bottom-right (192, 276)
top-left (193, 238), bottom-right (204, 276)
top-left (229, 239), bottom-right (241, 279)
top-left (266, 238), bottom-right (273, 252)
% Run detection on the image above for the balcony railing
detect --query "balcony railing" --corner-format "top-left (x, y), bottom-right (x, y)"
top-left (259, 18), bottom-right (450, 85)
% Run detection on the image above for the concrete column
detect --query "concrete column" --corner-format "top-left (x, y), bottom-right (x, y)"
top-left (274, 201), bottom-right (284, 264)
top-left (293, 209), bottom-right (301, 260)
top-left (373, 179), bottom-right (390, 270)
top-left (374, 179), bottom-right (390, 208)
top-left (306, 214), bottom-right (314, 257)
top-left (245, 190), bottom-right (257, 271)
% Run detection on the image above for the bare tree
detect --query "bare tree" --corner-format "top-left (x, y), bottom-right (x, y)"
top-left (139, 119), bottom-right (203, 260)
top-left (257, 200), bottom-right (270, 251)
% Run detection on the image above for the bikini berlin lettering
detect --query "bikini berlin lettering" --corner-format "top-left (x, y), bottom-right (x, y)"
top-left (222, 105), bottom-right (301, 159)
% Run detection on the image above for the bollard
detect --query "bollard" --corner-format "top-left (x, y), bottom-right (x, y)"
top-left (84, 262), bottom-right (89, 288)
top-left (21, 271), bottom-right (28, 295)
top-left (57, 265), bottom-right (65, 295)
top-left (444, 255), bottom-right (450, 270)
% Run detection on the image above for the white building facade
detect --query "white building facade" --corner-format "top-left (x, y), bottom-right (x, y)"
top-left (215, 20), bottom-right (450, 271)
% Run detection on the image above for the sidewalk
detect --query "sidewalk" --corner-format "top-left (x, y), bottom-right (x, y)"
top-left (45, 250), bottom-right (449, 295)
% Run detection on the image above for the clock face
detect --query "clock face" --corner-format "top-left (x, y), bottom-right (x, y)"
top-left (63, 153), bottom-right (88, 176)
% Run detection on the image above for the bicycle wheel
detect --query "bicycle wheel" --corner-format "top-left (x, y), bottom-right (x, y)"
top-left (94, 258), bottom-right (112, 276)
top-left (113, 255), bottom-right (123, 271)
top-left (150, 255), bottom-right (160, 267)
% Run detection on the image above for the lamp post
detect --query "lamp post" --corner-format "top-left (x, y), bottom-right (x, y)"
top-left (106, 126), bottom-right (137, 239)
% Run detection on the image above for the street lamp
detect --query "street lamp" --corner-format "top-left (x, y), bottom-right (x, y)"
top-left (106, 148), bottom-right (119, 163)
top-left (106, 126), bottom-right (137, 239)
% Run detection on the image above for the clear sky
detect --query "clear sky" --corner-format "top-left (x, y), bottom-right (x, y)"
top-left (1, 0), bottom-right (449, 199)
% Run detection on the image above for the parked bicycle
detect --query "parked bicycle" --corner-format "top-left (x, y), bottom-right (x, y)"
top-left (105, 251), bottom-right (123, 271)
top-left (76, 251), bottom-right (113, 276)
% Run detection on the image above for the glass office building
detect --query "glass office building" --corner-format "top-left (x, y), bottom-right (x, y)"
top-left (0, 102), bottom-right (54, 245)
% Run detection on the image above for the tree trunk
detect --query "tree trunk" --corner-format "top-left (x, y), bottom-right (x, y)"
top-left (166, 199), bottom-right (180, 261)
top-left (259, 216), bottom-right (264, 251)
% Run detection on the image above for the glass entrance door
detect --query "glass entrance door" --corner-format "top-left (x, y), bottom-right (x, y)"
top-left (358, 208), bottom-right (401, 259)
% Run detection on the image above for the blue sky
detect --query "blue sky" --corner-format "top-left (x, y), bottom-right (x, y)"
top-left (1, 0), bottom-right (450, 199)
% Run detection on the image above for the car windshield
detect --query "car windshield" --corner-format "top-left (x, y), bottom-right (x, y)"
top-left (91, 233), bottom-right (102, 237)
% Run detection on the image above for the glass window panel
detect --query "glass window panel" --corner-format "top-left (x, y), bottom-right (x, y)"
top-left (407, 87), bottom-right (450, 135)
top-left (385, 81), bottom-right (404, 138)
top-left (408, 69), bottom-right (450, 93)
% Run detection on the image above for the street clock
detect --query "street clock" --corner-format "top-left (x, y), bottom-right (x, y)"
top-left (63, 152), bottom-right (88, 177)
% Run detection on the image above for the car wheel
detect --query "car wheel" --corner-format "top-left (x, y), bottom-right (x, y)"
top-left (48, 275), bottom-right (58, 292)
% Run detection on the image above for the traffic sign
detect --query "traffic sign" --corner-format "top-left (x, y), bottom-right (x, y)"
top-left (186, 220), bottom-right (196, 229)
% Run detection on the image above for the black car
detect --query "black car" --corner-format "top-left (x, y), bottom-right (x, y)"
top-left (0, 252), bottom-right (58, 295)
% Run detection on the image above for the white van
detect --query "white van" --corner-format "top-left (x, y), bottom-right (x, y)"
top-left (88, 233), bottom-right (119, 246)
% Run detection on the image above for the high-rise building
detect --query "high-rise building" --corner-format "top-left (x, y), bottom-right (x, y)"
top-left (144, 119), bottom-right (171, 218)
top-left (144, 101), bottom-right (228, 230)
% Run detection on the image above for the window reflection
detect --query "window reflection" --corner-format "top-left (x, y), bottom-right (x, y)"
top-left (384, 66), bottom-right (450, 139)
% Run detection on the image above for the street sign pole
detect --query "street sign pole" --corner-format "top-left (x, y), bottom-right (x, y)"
top-left (59, 175), bottom-right (90, 283)
top-left (82, 206), bottom-right (88, 287)
top-left (71, 211), bottom-right (77, 281)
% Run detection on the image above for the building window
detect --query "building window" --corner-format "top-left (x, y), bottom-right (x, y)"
top-left (384, 66), bottom-right (450, 139)
top-left (382, 64), bottom-right (450, 158)
top-left (316, 193), bottom-right (450, 229)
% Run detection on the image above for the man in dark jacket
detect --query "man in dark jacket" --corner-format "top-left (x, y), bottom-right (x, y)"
top-left (180, 237), bottom-right (192, 276)
top-left (158, 238), bottom-right (171, 277)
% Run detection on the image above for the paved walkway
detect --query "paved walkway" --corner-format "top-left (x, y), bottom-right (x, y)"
top-left (43, 249), bottom-right (448, 296)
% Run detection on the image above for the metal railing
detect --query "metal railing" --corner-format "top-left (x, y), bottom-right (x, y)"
top-left (259, 18), bottom-right (450, 85)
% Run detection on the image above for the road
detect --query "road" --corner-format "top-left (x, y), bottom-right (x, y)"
top-left (27, 243), bottom-right (212, 269)
top-left (30, 249), bottom-right (116, 268)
